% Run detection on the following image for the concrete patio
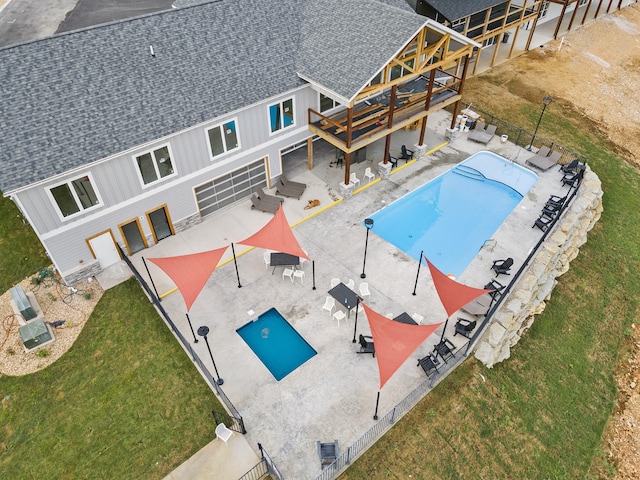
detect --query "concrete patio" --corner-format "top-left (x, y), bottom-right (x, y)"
top-left (114, 109), bottom-right (573, 479)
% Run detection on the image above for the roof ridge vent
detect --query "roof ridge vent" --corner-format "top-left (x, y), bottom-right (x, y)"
top-left (149, 45), bottom-right (155, 57)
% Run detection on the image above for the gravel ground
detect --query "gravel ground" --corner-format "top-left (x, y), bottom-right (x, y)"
top-left (0, 270), bottom-right (103, 376)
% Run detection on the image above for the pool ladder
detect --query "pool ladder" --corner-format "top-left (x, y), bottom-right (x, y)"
top-left (453, 165), bottom-right (485, 181)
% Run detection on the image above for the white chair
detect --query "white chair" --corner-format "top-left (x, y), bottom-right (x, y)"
top-left (263, 251), bottom-right (271, 269)
top-left (282, 268), bottom-right (294, 282)
top-left (346, 279), bottom-right (355, 290)
top-left (349, 172), bottom-right (360, 188)
top-left (412, 313), bottom-right (424, 324)
top-left (333, 310), bottom-right (346, 327)
top-left (357, 303), bottom-right (364, 313)
top-left (330, 278), bottom-right (340, 289)
top-left (322, 296), bottom-right (335, 316)
top-left (294, 269), bottom-right (305, 285)
top-left (364, 167), bottom-right (375, 183)
top-left (300, 248), bottom-right (309, 268)
top-left (215, 423), bottom-right (234, 446)
top-left (385, 313), bottom-right (393, 319)
top-left (359, 282), bottom-right (370, 299)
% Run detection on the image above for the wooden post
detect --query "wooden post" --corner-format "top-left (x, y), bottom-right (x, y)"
top-left (419, 69), bottom-right (436, 145)
top-left (553, 2), bottom-right (569, 39)
top-left (307, 137), bottom-right (313, 170)
top-left (581, 0), bottom-right (594, 25)
top-left (567, 0), bottom-right (580, 31)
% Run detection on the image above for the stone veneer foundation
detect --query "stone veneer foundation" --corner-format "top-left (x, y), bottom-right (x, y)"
top-left (473, 166), bottom-right (603, 367)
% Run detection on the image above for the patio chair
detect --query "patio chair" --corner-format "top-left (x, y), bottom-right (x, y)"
top-left (533, 214), bottom-right (554, 232)
top-left (491, 257), bottom-right (513, 276)
top-left (349, 172), bottom-right (360, 188)
top-left (562, 169), bottom-right (584, 187)
top-left (417, 352), bottom-right (440, 378)
top-left (468, 123), bottom-right (496, 144)
top-left (263, 251), bottom-right (270, 269)
top-left (526, 148), bottom-right (558, 171)
top-left (433, 337), bottom-right (457, 363)
top-left (364, 167), bottom-right (375, 183)
top-left (294, 270), bottom-right (305, 284)
top-left (317, 440), bottom-right (339, 468)
top-left (333, 310), bottom-right (346, 327)
top-left (388, 153), bottom-right (398, 168)
top-left (276, 175), bottom-right (306, 199)
top-left (484, 278), bottom-right (505, 299)
top-left (250, 193), bottom-right (279, 214)
top-left (322, 296), bottom-right (335, 316)
top-left (359, 282), bottom-right (370, 298)
top-left (330, 277), bottom-right (340, 288)
top-left (256, 186), bottom-right (284, 209)
top-left (346, 278), bottom-right (355, 290)
top-left (282, 268), bottom-right (294, 282)
top-left (411, 312), bottom-right (424, 324)
top-left (546, 194), bottom-right (567, 208)
top-left (357, 334), bottom-right (375, 357)
top-left (454, 317), bottom-right (477, 338)
top-left (399, 145), bottom-right (414, 162)
top-left (215, 423), bottom-right (234, 446)
top-left (559, 159), bottom-right (583, 174)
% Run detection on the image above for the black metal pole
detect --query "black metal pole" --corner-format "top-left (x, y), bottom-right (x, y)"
top-left (312, 260), bottom-right (316, 290)
top-left (373, 391), bottom-right (380, 420)
top-left (185, 313), bottom-right (198, 343)
top-left (528, 96), bottom-right (552, 151)
top-left (142, 257), bottom-right (160, 300)
top-left (230, 243), bottom-right (242, 288)
top-left (360, 218), bottom-right (374, 279)
top-left (352, 297), bottom-right (360, 343)
top-left (440, 317), bottom-right (450, 343)
top-left (412, 250), bottom-right (424, 296)
top-left (198, 326), bottom-right (224, 385)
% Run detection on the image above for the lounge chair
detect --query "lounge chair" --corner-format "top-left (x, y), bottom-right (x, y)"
top-left (468, 123), bottom-right (497, 144)
top-left (433, 337), bottom-right (457, 363)
top-left (257, 186), bottom-right (284, 207)
top-left (454, 318), bottom-right (477, 338)
top-left (276, 176), bottom-right (306, 199)
top-left (317, 440), bottom-right (339, 468)
top-left (357, 334), bottom-right (375, 357)
top-left (250, 193), bottom-right (279, 214)
top-left (399, 145), bottom-right (414, 162)
top-left (526, 148), bottom-right (560, 171)
top-left (491, 257), bottom-right (513, 276)
top-left (417, 352), bottom-right (440, 377)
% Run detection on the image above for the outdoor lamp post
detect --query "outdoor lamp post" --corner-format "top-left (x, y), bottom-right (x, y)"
top-left (197, 326), bottom-right (224, 386)
top-left (528, 95), bottom-right (553, 150)
top-left (360, 218), bottom-right (374, 279)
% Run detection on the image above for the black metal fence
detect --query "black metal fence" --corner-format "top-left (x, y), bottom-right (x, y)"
top-left (238, 459), bottom-right (269, 480)
top-left (119, 247), bottom-right (246, 433)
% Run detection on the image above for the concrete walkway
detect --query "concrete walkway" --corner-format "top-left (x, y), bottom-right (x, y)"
top-left (123, 109), bottom-right (569, 479)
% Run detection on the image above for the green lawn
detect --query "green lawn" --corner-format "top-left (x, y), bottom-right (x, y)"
top-left (0, 200), bottom-right (223, 478)
top-left (341, 89), bottom-right (640, 478)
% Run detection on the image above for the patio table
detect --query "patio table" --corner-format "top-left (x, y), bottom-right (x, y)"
top-left (328, 282), bottom-right (361, 318)
top-left (270, 252), bottom-right (299, 274)
top-left (393, 312), bottom-right (418, 325)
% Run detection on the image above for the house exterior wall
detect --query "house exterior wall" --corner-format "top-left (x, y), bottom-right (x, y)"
top-left (14, 84), bottom-right (319, 284)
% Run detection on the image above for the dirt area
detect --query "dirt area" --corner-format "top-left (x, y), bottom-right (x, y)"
top-left (0, 270), bottom-right (102, 376)
top-left (467, 5), bottom-right (640, 478)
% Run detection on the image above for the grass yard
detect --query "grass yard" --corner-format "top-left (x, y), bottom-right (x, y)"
top-left (0, 208), bottom-right (223, 479)
top-left (341, 86), bottom-right (640, 478)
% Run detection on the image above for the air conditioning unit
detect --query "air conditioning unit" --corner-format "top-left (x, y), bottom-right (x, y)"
top-left (10, 285), bottom-right (37, 321)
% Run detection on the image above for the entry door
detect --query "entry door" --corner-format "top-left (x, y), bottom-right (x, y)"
top-left (148, 206), bottom-right (173, 242)
top-left (120, 220), bottom-right (147, 254)
top-left (88, 231), bottom-right (121, 269)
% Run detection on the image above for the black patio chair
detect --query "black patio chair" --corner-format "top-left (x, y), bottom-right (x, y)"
top-left (454, 318), bottom-right (477, 338)
top-left (317, 440), bottom-right (339, 468)
top-left (417, 352), bottom-right (440, 378)
top-left (399, 145), bottom-right (414, 162)
top-left (388, 153), bottom-right (398, 169)
top-left (433, 337), bottom-right (457, 363)
top-left (491, 257), bottom-right (513, 276)
top-left (559, 159), bottom-right (585, 174)
top-left (484, 278), bottom-right (505, 299)
top-left (546, 195), bottom-right (567, 208)
top-left (561, 169), bottom-right (584, 187)
top-left (357, 334), bottom-right (375, 357)
top-left (533, 215), bottom-right (554, 232)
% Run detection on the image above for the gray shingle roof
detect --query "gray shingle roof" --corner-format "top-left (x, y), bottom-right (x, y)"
top-left (0, 0), bottom-right (424, 193)
top-left (297, 0), bottom-right (426, 103)
top-left (424, 0), bottom-right (507, 22)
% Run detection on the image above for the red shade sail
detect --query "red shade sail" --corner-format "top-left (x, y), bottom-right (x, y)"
top-left (362, 303), bottom-right (443, 390)
top-left (237, 204), bottom-right (309, 259)
top-left (148, 246), bottom-right (228, 311)
top-left (425, 256), bottom-right (491, 317)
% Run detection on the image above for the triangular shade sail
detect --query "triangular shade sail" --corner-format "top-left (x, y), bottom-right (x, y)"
top-left (363, 303), bottom-right (443, 390)
top-left (237, 204), bottom-right (309, 260)
top-left (148, 246), bottom-right (228, 311)
top-left (425, 256), bottom-right (492, 317)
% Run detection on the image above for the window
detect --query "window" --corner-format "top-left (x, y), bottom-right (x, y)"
top-left (578, 0), bottom-right (588, 6)
top-left (482, 36), bottom-right (498, 48)
top-left (320, 94), bottom-right (338, 113)
top-left (451, 18), bottom-right (466, 31)
top-left (135, 145), bottom-right (176, 186)
top-left (50, 174), bottom-right (101, 218)
top-left (540, 1), bottom-right (549, 18)
top-left (269, 98), bottom-right (294, 133)
top-left (207, 120), bottom-right (239, 159)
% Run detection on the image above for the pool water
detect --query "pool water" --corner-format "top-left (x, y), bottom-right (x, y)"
top-left (368, 151), bottom-right (537, 276)
top-left (236, 308), bottom-right (316, 381)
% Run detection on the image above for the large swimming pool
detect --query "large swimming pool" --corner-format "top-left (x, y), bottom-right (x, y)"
top-left (368, 151), bottom-right (538, 276)
top-left (236, 308), bottom-right (316, 381)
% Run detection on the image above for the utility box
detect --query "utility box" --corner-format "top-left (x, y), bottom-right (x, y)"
top-left (10, 285), bottom-right (36, 321)
top-left (18, 319), bottom-right (55, 352)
